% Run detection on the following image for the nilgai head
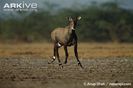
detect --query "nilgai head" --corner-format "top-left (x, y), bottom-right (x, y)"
top-left (67, 16), bottom-right (82, 30)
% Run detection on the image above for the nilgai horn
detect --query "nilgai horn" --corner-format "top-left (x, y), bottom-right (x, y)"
top-left (49, 16), bottom-right (83, 68)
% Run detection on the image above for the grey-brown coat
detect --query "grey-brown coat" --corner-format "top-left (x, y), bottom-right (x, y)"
top-left (49, 16), bottom-right (83, 68)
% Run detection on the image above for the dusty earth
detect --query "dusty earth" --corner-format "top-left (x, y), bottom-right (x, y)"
top-left (0, 56), bottom-right (132, 88)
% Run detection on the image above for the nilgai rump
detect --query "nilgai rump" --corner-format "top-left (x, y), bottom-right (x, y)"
top-left (49, 16), bottom-right (83, 68)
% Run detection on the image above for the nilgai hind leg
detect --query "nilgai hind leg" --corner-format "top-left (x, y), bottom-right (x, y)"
top-left (64, 45), bottom-right (68, 64)
top-left (74, 43), bottom-right (83, 69)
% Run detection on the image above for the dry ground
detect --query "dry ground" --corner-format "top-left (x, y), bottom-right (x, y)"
top-left (0, 43), bottom-right (133, 88)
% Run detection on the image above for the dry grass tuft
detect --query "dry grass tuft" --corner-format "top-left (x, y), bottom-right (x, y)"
top-left (0, 43), bottom-right (133, 59)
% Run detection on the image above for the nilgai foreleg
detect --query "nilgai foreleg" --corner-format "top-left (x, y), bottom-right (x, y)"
top-left (48, 43), bottom-right (56, 64)
top-left (56, 45), bottom-right (63, 68)
top-left (64, 46), bottom-right (68, 64)
top-left (74, 43), bottom-right (83, 68)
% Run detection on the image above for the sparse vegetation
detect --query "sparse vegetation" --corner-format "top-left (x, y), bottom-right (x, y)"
top-left (0, 43), bottom-right (133, 58)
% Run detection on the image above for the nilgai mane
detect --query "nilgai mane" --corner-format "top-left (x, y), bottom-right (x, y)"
top-left (49, 16), bottom-right (83, 68)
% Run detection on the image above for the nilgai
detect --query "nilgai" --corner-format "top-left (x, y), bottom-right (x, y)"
top-left (49, 16), bottom-right (83, 68)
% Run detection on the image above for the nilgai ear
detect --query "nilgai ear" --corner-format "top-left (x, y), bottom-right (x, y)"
top-left (68, 17), bottom-right (73, 21)
top-left (77, 16), bottom-right (81, 20)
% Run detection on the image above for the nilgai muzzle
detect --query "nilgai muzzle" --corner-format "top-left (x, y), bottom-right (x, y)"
top-left (49, 16), bottom-right (83, 68)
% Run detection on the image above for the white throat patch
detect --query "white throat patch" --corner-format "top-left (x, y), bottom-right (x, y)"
top-left (71, 27), bottom-right (75, 30)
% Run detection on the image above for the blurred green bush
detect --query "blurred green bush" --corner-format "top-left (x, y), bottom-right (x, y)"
top-left (0, 2), bottom-right (133, 43)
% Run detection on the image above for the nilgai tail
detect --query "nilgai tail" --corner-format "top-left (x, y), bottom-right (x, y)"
top-left (49, 16), bottom-right (83, 68)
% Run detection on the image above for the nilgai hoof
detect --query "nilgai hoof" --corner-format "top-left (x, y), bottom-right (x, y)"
top-left (59, 63), bottom-right (63, 68)
top-left (78, 62), bottom-right (84, 69)
top-left (48, 57), bottom-right (56, 64)
top-left (48, 61), bottom-right (52, 64)
top-left (48, 59), bottom-right (55, 64)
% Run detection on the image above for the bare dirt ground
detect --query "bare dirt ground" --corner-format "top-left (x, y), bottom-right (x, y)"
top-left (0, 43), bottom-right (133, 88)
top-left (0, 56), bottom-right (132, 88)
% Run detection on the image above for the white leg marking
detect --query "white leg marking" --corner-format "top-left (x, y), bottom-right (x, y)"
top-left (52, 56), bottom-right (55, 59)
top-left (57, 42), bottom-right (61, 47)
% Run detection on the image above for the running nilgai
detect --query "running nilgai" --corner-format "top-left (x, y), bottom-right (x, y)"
top-left (49, 16), bottom-right (83, 68)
